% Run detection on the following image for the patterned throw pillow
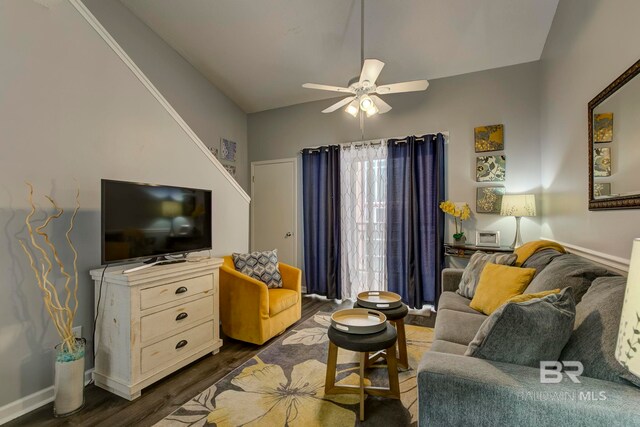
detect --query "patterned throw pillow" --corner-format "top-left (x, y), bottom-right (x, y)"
top-left (232, 250), bottom-right (283, 288)
top-left (457, 252), bottom-right (518, 299)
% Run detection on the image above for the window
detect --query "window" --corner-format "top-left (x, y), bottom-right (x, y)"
top-left (340, 143), bottom-right (387, 300)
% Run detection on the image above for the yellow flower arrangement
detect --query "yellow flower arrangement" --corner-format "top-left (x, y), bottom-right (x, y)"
top-left (439, 200), bottom-right (471, 240)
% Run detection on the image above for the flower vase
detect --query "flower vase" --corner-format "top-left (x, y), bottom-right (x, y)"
top-left (54, 338), bottom-right (86, 417)
top-left (453, 233), bottom-right (466, 244)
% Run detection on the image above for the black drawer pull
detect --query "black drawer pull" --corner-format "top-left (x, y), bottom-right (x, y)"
top-left (175, 312), bottom-right (188, 321)
top-left (175, 286), bottom-right (188, 294)
top-left (175, 340), bottom-right (188, 349)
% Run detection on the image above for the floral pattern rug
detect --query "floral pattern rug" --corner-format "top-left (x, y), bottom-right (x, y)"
top-left (156, 312), bottom-right (434, 427)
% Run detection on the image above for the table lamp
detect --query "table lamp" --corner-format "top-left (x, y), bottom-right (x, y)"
top-left (500, 194), bottom-right (536, 249)
top-left (616, 238), bottom-right (640, 382)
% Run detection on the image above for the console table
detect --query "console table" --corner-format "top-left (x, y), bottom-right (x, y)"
top-left (90, 257), bottom-right (223, 400)
top-left (444, 243), bottom-right (514, 259)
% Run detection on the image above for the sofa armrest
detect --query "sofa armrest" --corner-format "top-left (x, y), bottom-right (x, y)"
top-left (279, 262), bottom-right (302, 294)
top-left (418, 351), bottom-right (640, 426)
top-left (441, 268), bottom-right (464, 293)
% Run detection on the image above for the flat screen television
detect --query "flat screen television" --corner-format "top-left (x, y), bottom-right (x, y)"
top-left (101, 179), bottom-right (212, 264)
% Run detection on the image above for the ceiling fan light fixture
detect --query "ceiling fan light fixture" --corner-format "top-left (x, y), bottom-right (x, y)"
top-left (360, 95), bottom-right (374, 111)
top-left (302, 0), bottom-right (429, 121)
top-left (345, 99), bottom-right (360, 117)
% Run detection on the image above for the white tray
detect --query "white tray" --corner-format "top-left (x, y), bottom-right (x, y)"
top-left (356, 291), bottom-right (403, 309)
top-left (330, 308), bottom-right (387, 335)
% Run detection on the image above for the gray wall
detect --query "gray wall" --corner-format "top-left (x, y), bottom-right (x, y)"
top-left (539, 0), bottom-right (640, 259)
top-left (0, 0), bottom-right (248, 408)
top-left (249, 61), bottom-right (543, 264)
top-left (83, 0), bottom-right (249, 192)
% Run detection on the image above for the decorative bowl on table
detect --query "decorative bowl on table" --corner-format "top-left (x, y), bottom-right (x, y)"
top-left (356, 291), bottom-right (403, 310)
top-left (330, 308), bottom-right (387, 335)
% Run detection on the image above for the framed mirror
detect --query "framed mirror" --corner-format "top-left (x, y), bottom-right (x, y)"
top-left (589, 59), bottom-right (640, 210)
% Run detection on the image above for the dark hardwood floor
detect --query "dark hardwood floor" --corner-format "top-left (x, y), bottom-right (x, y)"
top-left (9, 296), bottom-right (435, 427)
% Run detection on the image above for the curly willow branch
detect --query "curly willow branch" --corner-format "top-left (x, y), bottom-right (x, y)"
top-left (21, 182), bottom-right (81, 353)
top-left (67, 187), bottom-right (80, 319)
top-left (42, 195), bottom-right (76, 349)
top-left (22, 184), bottom-right (67, 331)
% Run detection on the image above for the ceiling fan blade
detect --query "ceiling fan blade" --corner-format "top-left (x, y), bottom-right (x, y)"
top-left (370, 95), bottom-right (392, 114)
top-left (322, 96), bottom-right (356, 113)
top-left (376, 80), bottom-right (429, 94)
top-left (359, 59), bottom-right (385, 85)
top-left (303, 83), bottom-right (352, 93)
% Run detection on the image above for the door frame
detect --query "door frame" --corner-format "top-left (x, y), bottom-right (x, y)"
top-left (250, 158), bottom-right (298, 267)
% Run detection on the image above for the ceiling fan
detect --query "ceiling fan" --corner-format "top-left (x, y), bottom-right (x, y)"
top-left (302, 0), bottom-right (429, 118)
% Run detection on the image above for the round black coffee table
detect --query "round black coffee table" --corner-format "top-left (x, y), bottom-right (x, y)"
top-left (324, 323), bottom-right (400, 421)
top-left (354, 301), bottom-right (409, 369)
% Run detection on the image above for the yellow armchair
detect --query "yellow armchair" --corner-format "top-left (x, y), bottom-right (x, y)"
top-left (219, 256), bottom-right (302, 345)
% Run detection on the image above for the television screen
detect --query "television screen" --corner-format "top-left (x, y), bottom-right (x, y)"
top-left (101, 180), bottom-right (212, 264)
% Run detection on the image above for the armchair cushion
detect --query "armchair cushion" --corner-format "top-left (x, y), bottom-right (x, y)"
top-left (232, 249), bottom-right (283, 288)
top-left (268, 288), bottom-right (299, 316)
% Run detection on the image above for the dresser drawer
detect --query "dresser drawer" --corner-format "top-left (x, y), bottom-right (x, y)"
top-left (140, 321), bottom-right (214, 374)
top-left (140, 274), bottom-right (213, 310)
top-left (140, 295), bottom-right (214, 343)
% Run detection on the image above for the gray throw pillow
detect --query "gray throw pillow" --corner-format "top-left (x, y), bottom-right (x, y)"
top-left (457, 252), bottom-right (517, 298)
top-left (232, 249), bottom-right (283, 288)
top-left (465, 288), bottom-right (576, 367)
top-left (524, 253), bottom-right (614, 304)
top-left (560, 276), bottom-right (639, 387)
top-left (521, 248), bottom-right (564, 279)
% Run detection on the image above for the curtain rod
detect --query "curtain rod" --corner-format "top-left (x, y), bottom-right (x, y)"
top-left (299, 131), bottom-right (449, 153)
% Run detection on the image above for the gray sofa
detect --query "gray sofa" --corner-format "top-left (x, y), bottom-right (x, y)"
top-left (417, 250), bottom-right (640, 426)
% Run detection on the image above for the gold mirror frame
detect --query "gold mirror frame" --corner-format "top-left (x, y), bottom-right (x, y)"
top-left (589, 59), bottom-right (640, 210)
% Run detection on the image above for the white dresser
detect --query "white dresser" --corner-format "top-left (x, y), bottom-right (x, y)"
top-left (89, 257), bottom-right (223, 400)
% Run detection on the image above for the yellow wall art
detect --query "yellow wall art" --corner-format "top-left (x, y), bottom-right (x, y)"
top-left (474, 124), bottom-right (504, 152)
top-left (594, 112), bottom-right (613, 143)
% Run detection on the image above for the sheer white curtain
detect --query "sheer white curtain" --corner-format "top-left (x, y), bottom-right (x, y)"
top-left (340, 141), bottom-right (388, 301)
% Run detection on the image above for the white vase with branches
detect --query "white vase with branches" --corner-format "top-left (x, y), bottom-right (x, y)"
top-left (19, 183), bottom-right (85, 416)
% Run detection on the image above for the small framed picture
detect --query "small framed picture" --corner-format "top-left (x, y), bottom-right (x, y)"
top-left (220, 137), bottom-right (237, 162)
top-left (476, 230), bottom-right (500, 247)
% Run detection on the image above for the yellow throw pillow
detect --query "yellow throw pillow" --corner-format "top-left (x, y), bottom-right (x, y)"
top-left (470, 263), bottom-right (536, 315)
top-left (507, 289), bottom-right (561, 304)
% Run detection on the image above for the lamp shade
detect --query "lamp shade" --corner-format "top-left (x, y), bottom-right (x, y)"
top-left (616, 238), bottom-right (640, 380)
top-left (500, 194), bottom-right (536, 217)
top-left (161, 200), bottom-right (183, 217)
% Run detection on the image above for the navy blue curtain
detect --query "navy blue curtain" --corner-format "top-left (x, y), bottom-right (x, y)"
top-left (301, 146), bottom-right (342, 299)
top-left (386, 134), bottom-right (445, 308)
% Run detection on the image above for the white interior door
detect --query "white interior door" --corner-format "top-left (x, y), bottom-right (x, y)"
top-left (251, 158), bottom-right (297, 266)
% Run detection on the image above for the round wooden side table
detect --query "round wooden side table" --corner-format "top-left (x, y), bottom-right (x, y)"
top-left (324, 323), bottom-right (400, 421)
top-left (354, 301), bottom-right (409, 369)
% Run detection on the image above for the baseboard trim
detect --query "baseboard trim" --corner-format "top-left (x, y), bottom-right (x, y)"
top-left (0, 369), bottom-right (93, 425)
top-left (67, 0), bottom-right (250, 204)
top-left (542, 238), bottom-right (630, 274)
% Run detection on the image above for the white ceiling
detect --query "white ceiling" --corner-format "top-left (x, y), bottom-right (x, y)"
top-left (121, 0), bottom-right (558, 113)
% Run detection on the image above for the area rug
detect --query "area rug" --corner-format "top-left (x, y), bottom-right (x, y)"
top-left (156, 312), bottom-right (434, 427)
